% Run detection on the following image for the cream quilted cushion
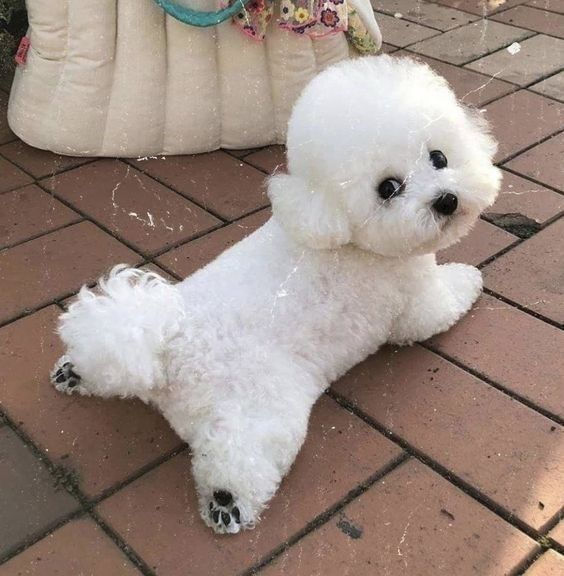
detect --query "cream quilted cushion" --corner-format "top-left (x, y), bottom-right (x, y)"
top-left (7, 0), bottom-right (381, 157)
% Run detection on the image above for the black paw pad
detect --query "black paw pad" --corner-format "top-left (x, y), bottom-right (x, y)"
top-left (208, 491), bottom-right (241, 532)
top-left (213, 490), bottom-right (233, 506)
top-left (51, 360), bottom-right (82, 391)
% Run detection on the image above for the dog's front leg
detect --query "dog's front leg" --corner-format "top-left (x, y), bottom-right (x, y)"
top-left (389, 262), bottom-right (482, 345)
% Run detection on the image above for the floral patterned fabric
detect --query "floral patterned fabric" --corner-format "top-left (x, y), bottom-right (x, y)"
top-left (232, 0), bottom-right (377, 53)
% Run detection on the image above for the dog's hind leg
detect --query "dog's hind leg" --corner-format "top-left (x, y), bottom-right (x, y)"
top-left (186, 381), bottom-right (316, 534)
top-left (51, 266), bottom-right (185, 400)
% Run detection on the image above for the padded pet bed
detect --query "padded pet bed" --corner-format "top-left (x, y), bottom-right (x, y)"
top-left (7, 0), bottom-right (381, 156)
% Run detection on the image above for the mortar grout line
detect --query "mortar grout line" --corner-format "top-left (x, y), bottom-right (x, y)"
top-left (476, 210), bottom-right (564, 270)
top-left (0, 216), bottom-right (85, 253)
top-left (0, 148), bottom-right (98, 180)
top-left (477, 237), bottom-right (526, 268)
top-left (0, 508), bottom-right (86, 566)
top-left (89, 444), bottom-right (188, 507)
top-left (512, 547), bottom-right (550, 576)
top-left (240, 452), bottom-right (411, 576)
top-left (514, 527), bottom-right (564, 576)
top-left (482, 287), bottom-right (564, 330)
top-left (500, 164), bottom-right (564, 197)
top-left (497, 127), bottom-right (564, 168)
top-left (87, 510), bottom-right (157, 576)
top-left (147, 203), bottom-right (271, 262)
top-left (500, 164), bottom-right (564, 196)
top-left (522, 2), bottom-right (564, 17)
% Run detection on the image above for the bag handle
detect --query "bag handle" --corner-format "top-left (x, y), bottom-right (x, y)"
top-left (154, 0), bottom-right (253, 27)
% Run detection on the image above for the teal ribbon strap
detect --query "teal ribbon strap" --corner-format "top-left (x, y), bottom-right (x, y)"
top-left (154, 0), bottom-right (253, 27)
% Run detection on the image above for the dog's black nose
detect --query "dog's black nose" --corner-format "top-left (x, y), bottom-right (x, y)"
top-left (433, 192), bottom-right (458, 216)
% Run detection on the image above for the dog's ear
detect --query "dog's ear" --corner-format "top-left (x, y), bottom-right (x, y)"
top-left (268, 174), bottom-right (351, 249)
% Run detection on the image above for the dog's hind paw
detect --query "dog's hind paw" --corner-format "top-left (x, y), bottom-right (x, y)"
top-left (207, 490), bottom-right (245, 535)
top-left (50, 356), bottom-right (83, 395)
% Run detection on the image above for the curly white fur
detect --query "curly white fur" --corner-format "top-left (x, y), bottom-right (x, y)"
top-left (52, 56), bottom-right (501, 534)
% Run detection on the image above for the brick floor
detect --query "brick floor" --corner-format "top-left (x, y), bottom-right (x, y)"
top-left (97, 397), bottom-right (403, 576)
top-left (262, 460), bottom-right (538, 576)
top-left (332, 345), bottom-right (563, 532)
top-left (0, 1), bottom-right (562, 574)
top-left (0, 519), bottom-right (141, 575)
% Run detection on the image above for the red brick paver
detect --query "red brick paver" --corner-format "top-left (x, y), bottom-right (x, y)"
top-left (434, 1), bottom-right (531, 16)
top-left (549, 521), bottom-right (564, 547)
top-left (0, 140), bottom-right (90, 179)
top-left (0, 426), bottom-right (79, 558)
top-left (0, 185), bottom-right (81, 250)
top-left (1, 1), bottom-right (563, 574)
top-left (398, 51), bottom-right (515, 107)
top-left (524, 550), bottom-right (564, 575)
top-left (492, 5), bottom-right (564, 37)
top-left (483, 218), bottom-right (564, 323)
top-left (0, 156), bottom-right (33, 194)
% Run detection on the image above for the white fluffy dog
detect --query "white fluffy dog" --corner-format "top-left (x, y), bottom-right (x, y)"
top-left (51, 55), bottom-right (501, 534)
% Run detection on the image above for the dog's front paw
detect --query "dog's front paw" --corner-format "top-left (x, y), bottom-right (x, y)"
top-left (50, 356), bottom-right (83, 395)
top-left (441, 263), bottom-right (482, 309)
top-left (204, 490), bottom-right (249, 535)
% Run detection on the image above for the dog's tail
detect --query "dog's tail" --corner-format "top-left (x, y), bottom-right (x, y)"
top-left (57, 265), bottom-right (185, 398)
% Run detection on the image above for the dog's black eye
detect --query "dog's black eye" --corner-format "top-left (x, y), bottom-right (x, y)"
top-left (378, 178), bottom-right (403, 200)
top-left (430, 150), bottom-right (448, 169)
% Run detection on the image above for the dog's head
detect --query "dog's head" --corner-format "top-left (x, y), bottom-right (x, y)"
top-left (269, 55), bottom-right (501, 257)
